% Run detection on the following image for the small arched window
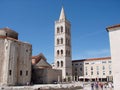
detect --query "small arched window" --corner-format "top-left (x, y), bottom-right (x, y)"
top-left (57, 27), bottom-right (59, 33)
top-left (57, 61), bottom-right (59, 67)
top-left (6, 33), bottom-right (8, 36)
top-left (20, 70), bottom-right (22, 76)
top-left (67, 39), bottom-right (69, 45)
top-left (66, 50), bottom-right (68, 56)
top-left (61, 50), bottom-right (63, 55)
top-left (68, 40), bottom-right (70, 46)
top-left (57, 50), bottom-right (59, 56)
top-left (57, 39), bottom-right (59, 45)
top-left (91, 66), bottom-right (93, 70)
top-left (61, 61), bottom-right (63, 67)
top-left (67, 28), bottom-right (69, 34)
top-left (68, 50), bottom-right (70, 56)
top-left (61, 26), bottom-right (63, 33)
top-left (66, 38), bottom-right (68, 45)
top-left (65, 27), bottom-right (67, 34)
top-left (61, 38), bottom-right (63, 44)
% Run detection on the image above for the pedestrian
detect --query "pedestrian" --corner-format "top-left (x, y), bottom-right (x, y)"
top-left (95, 82), bottom-right (98, 90)
top-left (99, 82), bottom-right (103, 90)
top-left (91, 83), bottom-right (94, 90)
top-left (108, 82), bottom-right (112, 90)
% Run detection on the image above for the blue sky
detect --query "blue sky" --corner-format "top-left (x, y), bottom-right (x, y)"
top-left (0, 0), bottom-right (120, 64)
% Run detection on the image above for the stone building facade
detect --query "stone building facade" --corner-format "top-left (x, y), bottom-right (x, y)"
top-left (53, 7), bottom-right (72, 80)
top-left (72, 57), bottom-right (112, 82)
top-left (0, 28), bottom-right (32, 86)
top-left (107, 24), bottom-right (120, 90)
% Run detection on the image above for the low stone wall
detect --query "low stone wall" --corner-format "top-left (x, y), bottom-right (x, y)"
top-left (0, 87), bottom-right (82, 90)
top-left (0, 82), bottom-right (83, 90)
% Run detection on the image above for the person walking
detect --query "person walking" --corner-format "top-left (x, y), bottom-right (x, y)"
top-left (91, 82), bottom-right (94, 90)
top-left (108, 82), bottom-right (112, 90)
top-left (95, 82), bottom-right (98, 90)
top-left (99, 82), bottom-right (103, 90)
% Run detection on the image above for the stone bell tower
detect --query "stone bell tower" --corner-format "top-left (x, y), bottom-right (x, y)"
top-left (54, 7), bottom-right (72, 79)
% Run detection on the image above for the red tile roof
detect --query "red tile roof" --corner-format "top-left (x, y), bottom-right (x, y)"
top-left (32, 53), bottom-right (47, 65)
top-left (72, 57), bottom-right (111, 62)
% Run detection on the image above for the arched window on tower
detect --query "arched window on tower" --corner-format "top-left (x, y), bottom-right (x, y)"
top-left (57, 39), bottom-right (59, 45)
top-left (68, 28), bottom-right (71, 35)
top-left (68, 39), bottom-right (70, 46)
top-left (61, 61), bottom-right (63, 67)
top-left (65, 27), bottom-right (67, 34)
top-left (61, 38), bottom-right (63, 44)
top-left (57, 50), bottom-right (59, 56)
top-left (67, 28), bottom-right (70, 35)
top-left (66, 39), bottom-right (69, 45)
top-left (66, 38), bottom-right (68, 45)
top-left (57, 27), bottom-right (59, 34)
top-left (68, 50), bottom-right (71, 56)
top-left (66, 50), bottom-right (68, 56)
top-left (61, 26), bottom-right (63, 33)
top-left (57, 61), bottom-right (59, 67)
top-left (61, 50), bottom-right (63, 55)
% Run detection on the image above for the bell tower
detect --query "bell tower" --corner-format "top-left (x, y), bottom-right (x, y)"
top-left (54, 7), bottom-right (72, 79)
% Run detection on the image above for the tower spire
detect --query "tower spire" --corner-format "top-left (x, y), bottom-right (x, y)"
top-left (59, 7), bottom-right (66, 20)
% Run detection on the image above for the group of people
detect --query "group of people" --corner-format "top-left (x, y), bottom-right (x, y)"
top-left (91, 82), bottom-right (113, 90)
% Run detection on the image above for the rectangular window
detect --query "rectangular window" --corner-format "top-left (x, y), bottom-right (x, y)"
top-left (9, 70), bottom-right (12, 76)
top-left (85, 67), bottom-right (87, 71)
top-left (91, 66), bottom-right (93, 70)
top-left (75, 72), bottom-right (77, 76)
top-left (80, 63), bottom-right (82, 65)
top-left (97, 71), bottom-right (99, 75)
top-left (85, 63), bottom-right (89, 65)
top-left (103, 66), bottom-right (105, 70)
top-left (91, 62), bottom-right (94, 64)
top-left (102, 61), bottom-right (106, 64)
top-left (66, 72), bottom-right (68, 76)
top-left (109, 65), bottom-right (112, 70)
top-left (26, 71), bottom-right (28, 76)
top-left (108, 61), bottom-right (112, 63)
top-left (103, 71), bottom-right (105, 75)
top-left (75, 64), bottom-right (78, 65)
top-left (20, 70), bottom-right (22, 76)
top-left (109, 71), bottom-right (112, 75)
top-left (91, 71), bottom-right (93, 75)
top-left (80, 67), bottom-right (82, 71)
top-left (75, 68), bottom-right (77, 71)
top-left (96, 66), bottom-right (99, 70)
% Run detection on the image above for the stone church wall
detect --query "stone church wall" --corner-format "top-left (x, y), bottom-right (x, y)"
top-left (0, 37), bottom-right (32, 86)
top-left (32, 68), bottom-right (62, 84)
top-left (0, 39), bottom-right (5, 85)
top-left (46, 69), bottom-right (62, 83)
top-left (17, 41), bottom-right (32, 85)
